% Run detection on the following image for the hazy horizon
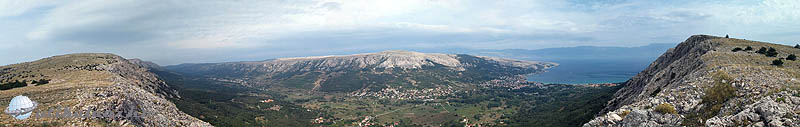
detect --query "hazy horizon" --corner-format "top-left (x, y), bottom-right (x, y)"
top-left (2, 42), bottom-right (675, 66)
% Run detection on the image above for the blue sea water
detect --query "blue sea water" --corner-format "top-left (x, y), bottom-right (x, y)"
top-left (527, 59), bottom-right (651, 84)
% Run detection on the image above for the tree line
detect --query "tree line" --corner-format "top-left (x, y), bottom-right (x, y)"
top-left (0, 79), bottom-right (50, 90)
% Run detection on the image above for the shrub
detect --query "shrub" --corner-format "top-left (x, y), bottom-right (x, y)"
top-left (35, 79), bottom-right (50, 85)
top-left (618, 110), bottom-right (631, 117)
top-left (773, 59), bottom-right (784, 66)
top-left (683, 71), bottom-right (737, 126)
top-left (795, 44), bottom-right (800, 49)
top-left (756, 47), bottom-right (768, 54)
top-left (744, 46), bottom-right (753, 51)
top-left (654, 103), bottom-right (677, 114)
top-left (703, 73), bottom-right (737, 105)
top-left (487, 102), bottom-right (501, 108)
top-left (789, 54), bottom-right (798, 61)
top-left (731, 47), bottom-right (743, 52)
top-left (766, 47), bottom-right (779, 57)
top-left (777, 97), bottom-right (786, 103)
top-left (0, 80), bottom-right (28, 90)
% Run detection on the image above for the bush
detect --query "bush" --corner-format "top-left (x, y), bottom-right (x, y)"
top-left (773, 59), bottom-right (784, 66)
top-left (789, 54), bottom-right (798, 61)
top-left (487, 102), bottom-right (501, 108)
top-left (704, 72), bottom-right (737, 105)
top-left (731, 47), bottom-right (743, 52)
top-left (744, 46), bottom-right (753, 51)
top-left (777, 97), bottom-right (786, 103)
top-left (0, 80), bottom-right (28, 90)
top-left (795, 44), bottom-right (800, 49)
top-left (756, 47), bottom-right (768, 54)
top-left (654, 103), bottom-right (677, 114)
top-left (35, 79), bottom-right (50, 85)
top-left (682, 71), bottom-right (737, 126)
top-left (618, 110), bottom-right (631, 117)
top-left (766, 47), bottom-right (779, 57)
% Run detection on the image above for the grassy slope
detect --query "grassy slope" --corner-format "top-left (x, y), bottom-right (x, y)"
top-left (0, 54), bottom-right (119, 126)
top-left (681, 37), bottom-right (800, 126)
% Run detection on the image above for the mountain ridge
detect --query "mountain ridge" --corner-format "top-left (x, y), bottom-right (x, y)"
top-left (169, 50), bottom-right (556, 71)
top-left (585, 35), bottom-right (800, 126)
top-left (165, 50), bottom-right (557, 92)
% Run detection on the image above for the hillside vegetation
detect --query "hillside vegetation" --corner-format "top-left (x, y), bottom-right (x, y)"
top-left (161, 51), bottom-right (623, 126)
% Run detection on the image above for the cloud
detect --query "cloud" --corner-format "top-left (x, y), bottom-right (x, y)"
top-left (1, 0), bottom-right (799, 65)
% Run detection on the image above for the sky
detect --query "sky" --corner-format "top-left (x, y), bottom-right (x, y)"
top-left (1, 0), bottom-right (799, 65)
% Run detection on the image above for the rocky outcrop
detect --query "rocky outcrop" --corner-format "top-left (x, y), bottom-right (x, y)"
top-left (0, 53), bottom-right (209, 126)
top-left (585, 35), bottom-right (800, 126)
top-left (127, 58), bottom-right (165, 72)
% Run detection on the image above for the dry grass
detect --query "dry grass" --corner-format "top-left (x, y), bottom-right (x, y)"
top-left (0, 53), bottom-right (122, 125)
top-left (654, 103), bottom-right (677, 114)
top-left (709, 38), bottom-right (800, 69)
top-left (618, 110), bottom-right (631, 117)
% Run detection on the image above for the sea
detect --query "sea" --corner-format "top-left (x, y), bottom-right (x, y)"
top-left (527, 59), bottom-right (651, 84)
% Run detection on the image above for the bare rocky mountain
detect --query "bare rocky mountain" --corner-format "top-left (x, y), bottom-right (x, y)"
top-left (0, 53), bottom-right (210, 126)
top-left (167, 50), bottom-right (557, 92)
top-left (585, 35), bottom-right (800, 126)
top-left (169, 50), bottom-right (554, 75)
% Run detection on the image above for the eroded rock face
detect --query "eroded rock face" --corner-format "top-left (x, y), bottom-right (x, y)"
top-left (600, 35), bottom-right (715, 114)
top-left (102, 58), bottom-right (208, 126)
top-left (585, 35), bottom-right (800, 127)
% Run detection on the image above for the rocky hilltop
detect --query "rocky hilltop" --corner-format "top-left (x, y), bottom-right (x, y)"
top-left (170, 50), bottom-right (555, 75)
top-left (585, 35), bottom-right (800, 126)
top-left (167, 50), bottom-right (556, 92)
top-left (0, 53), bottom-right (209, 126)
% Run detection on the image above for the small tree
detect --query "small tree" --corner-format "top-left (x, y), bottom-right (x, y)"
top-left (725, 34), bottom-right (729, 38)
top-left (795, 44), bottom-right (800, 49)
top-left (757, 47), bottom-right (768, 54)
top-left (35, 79), bottom-right (50, 85)
top-left (766, 47), bottom-right (779, 57)
top-left (789, 54), bottom-right (798, 61)
top-left (731, 47), bottom-right (743, 52)
top-left (744, 46), bottom-right (753, 51)
top-left (773, 59), bottom-right (784, 66)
